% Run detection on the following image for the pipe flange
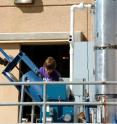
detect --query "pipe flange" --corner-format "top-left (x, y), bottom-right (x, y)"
top-left (94, 44), bottom-right (117, 50)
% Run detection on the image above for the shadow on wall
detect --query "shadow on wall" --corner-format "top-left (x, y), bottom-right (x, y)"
top-left (15, 0), bottom-right (44, 13)
top-left (81, 32), bottom-right (88, 41)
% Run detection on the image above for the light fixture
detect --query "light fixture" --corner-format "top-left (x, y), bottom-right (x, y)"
top-left (14, 0), bottom-right (34, 4)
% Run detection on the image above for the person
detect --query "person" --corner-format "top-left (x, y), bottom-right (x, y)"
top-left (39, 56), bottom-right (61, 81)
top-left (39, 56), bottom-right (75, 101)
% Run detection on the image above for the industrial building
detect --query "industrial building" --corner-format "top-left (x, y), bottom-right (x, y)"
top-left (0, 0), bottom-right (117, 123)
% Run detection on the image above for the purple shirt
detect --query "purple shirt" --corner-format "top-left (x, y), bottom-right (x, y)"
top-left (39, 67), bottom-right (61, 81)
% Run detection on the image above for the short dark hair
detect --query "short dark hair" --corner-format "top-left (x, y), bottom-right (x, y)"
top-left (43, 57), bottom-right (56, 70)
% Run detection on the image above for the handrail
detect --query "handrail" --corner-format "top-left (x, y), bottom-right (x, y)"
top-left (0, 81), bottom-right (117, 123)
top-left (0, 101), bottom-right (117, 106)
top-left (0, 80), bottom-right (117, 85)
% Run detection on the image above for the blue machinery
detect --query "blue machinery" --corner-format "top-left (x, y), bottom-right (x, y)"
top-left (0, 48), bottom-right (74, 123)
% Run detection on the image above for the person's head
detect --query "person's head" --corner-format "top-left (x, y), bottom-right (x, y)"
top-left (43, 56), bottom-right (56, 75)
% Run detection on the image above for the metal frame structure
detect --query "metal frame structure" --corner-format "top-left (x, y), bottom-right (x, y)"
top-left (0, 81), bottom-right (117, 123)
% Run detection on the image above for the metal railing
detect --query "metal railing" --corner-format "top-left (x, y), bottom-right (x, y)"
top-left (1, 81), bottom-right (117, 124)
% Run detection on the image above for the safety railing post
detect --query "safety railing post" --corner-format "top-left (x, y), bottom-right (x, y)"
top-left (18, 85), bottom-right (25, 123)
top-left (43, 82), bottom-right (46, 124)
top-left (31, 105), bottom-right (35, 123)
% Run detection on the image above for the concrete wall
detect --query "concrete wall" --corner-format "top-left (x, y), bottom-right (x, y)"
top-left (0, 0), bottom-right (94, 39)
top-left (0, 0), bottom-right (94, 123)
top-left (0, 44), bottom-right (19, 123)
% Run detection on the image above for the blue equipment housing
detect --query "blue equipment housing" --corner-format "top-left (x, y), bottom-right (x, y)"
top-left (22, 71), bottom-right (70, 102)
top-left (0, 48), bottom-right (74, 123)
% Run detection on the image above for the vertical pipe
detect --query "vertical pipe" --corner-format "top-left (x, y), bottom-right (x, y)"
top-left (31, 105), bottom-right (35, 123)
top-left (19, 85), bottom-right (25, 123)
top-left (69, 4), bottom-right (76, 83)
top-left (95, 0), bottom-right (117, 123)
top-left (43, 83), bottom-right (46, 123)
top-left (69, 2), bottom-right (91, 82)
